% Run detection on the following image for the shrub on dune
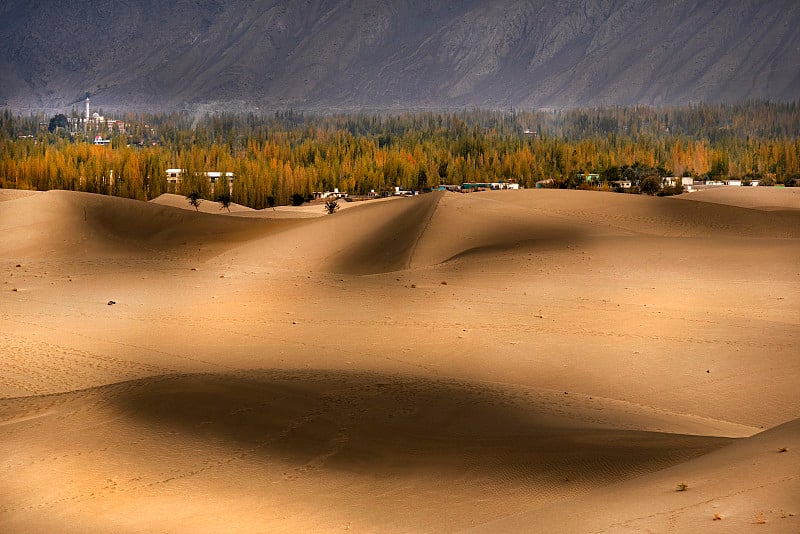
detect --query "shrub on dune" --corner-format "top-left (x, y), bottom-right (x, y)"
top-left (217, 193), bottom-right (232, 212)
top-left (186, 191), bottom-right (202, 211)
top-left (324, 198), bottom-right (339, 214)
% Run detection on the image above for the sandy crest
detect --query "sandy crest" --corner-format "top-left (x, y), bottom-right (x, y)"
top-left (150, 192), bottom-right (256, 213)
top-left (679, 185), bottom-right (800, 211)
top-left (150, 192), bottom-right (370, 218)
top-left (1, 190), bottom-right (300, 258)
top-left (472, 417), bottom-right (800, 533)
top-left (0, 189), bottom-right (39, 201)
top-left (1, 188), bottom-right (798, 532)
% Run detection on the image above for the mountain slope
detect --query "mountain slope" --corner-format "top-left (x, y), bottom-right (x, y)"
top-left (1, 0), bottom-right (799, 111)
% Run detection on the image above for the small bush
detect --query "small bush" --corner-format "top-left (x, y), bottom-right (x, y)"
top-left (217, 193), bottom-right (232, 212)
top-left (658, 183), bottom-right (683, 196)
top-left (290, 193), bottom-right (305, 206)
top-left (186, 191), bottom-right (202, 211)
top-left (676, 482), bottom-right (688, 492)
top-left (324, 198), bottom-right (339, 214)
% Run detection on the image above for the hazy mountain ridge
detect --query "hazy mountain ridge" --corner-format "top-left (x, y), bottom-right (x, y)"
top-left (1, 0), bottom-right (799, 112)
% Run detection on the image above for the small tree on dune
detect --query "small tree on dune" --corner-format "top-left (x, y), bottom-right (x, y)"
top-left (217, 192), bottom-right (232, 212)
top-left (324, 198), bottom-right (339, 214)
top-left (186, 191), bottom-right (202, 211)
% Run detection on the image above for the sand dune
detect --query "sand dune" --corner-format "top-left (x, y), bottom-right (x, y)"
top-left (680, 186), bottom-right (800, 211)
top-left (0, 371), bottom-right (736, 533)
top-left (0, 189), bottom-right (38, 202)
top-left (473, 417), bottom-right (800, 532)
top-left (1, 190), bottom-right (299, 259)
top-left (1, 188), bottom-right (798, 532)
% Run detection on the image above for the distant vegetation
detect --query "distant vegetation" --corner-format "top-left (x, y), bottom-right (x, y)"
top-left (0, 102), bottom-right (798, 208)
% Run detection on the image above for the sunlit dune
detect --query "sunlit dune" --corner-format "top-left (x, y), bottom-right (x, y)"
top-left (678, 186), bottom-right (800, 212)
top-left (1, 188), bottom-right (798, 532)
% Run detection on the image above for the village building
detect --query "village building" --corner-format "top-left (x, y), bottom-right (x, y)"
top-left (312, 188), bottom-right (348, 200)
top-left (392, 186), bottom-right (418, 196)
top-left (609, 180), bottom-right (632, 189)
top-left (433, 184), bottom-right (461, 192)
top-left (577, 173), bottom-right (600, 183)
top-left (165, 169), bottom-right (234, 195)
top-left (64, 97), bottom-right (126, 137)
top-left (461, 181), bottom-right (520, 191)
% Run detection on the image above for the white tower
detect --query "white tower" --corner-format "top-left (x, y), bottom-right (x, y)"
top-left (85, 96), bottom-right (90, 122)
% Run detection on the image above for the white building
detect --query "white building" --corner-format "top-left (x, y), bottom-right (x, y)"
top-left (312, 188), bottom-right (348, 199)
top-left (207, 171), bottom-right (235, 195)
top-left (166, 168), bottom-right (183, 189)
top-left (166, 169), bottom-right (234, 195)
top-left (461, 181), bottom-right (520, 191)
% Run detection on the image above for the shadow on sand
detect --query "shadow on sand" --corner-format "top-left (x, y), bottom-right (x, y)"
top-left (109, 369), bottom-right (733, 482)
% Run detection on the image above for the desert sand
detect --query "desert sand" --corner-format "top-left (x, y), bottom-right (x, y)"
top-left (1, 187), bottom-right (798, 533)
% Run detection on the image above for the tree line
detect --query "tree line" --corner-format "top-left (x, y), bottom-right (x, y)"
top-left (0, 102), bottom-right (798, 208)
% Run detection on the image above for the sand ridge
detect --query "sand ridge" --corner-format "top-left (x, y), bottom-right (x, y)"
top-left (677, 185), bottom-right (800, 211)
top-left (472, 417), bottom-right (800, 533)
top-left (150, 192), bottom-right (372, 218)
top-left (1, 187), bottom-right (798, 532)
top-left (150, 192), bottom-right (256, 213)
top-left (1, 190), bottom-right (304, 259)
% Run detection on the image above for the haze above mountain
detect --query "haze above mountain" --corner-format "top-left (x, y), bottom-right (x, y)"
top-left (2, 0), bottom-right (799, 112)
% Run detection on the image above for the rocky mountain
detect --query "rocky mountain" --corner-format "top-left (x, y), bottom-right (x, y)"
top-left (1, 0), bottom-right (799, 112)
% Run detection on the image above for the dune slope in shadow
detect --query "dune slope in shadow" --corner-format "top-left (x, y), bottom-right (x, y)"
top-left (219, 192), bottom-right (443, 275)
top-left (0, 190), bottom-right (294, 259)
top-left (0, 370), bottom-right (734, 532)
